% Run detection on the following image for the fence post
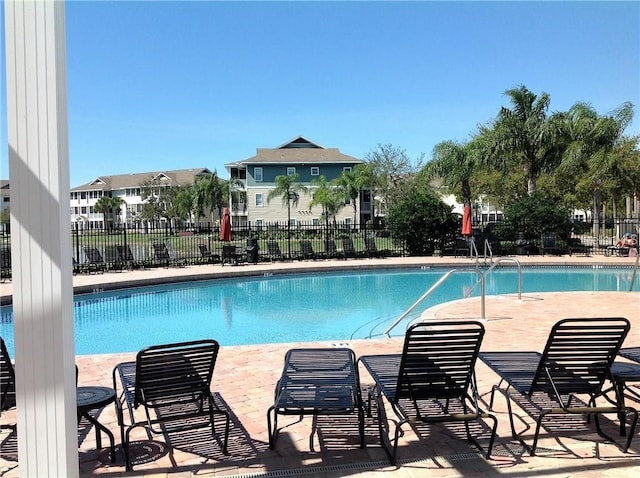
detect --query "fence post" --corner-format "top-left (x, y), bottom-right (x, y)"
top-left (123, 224), bottom-right (128, 256)
top-left (74, 222), bottom-right (80, 263)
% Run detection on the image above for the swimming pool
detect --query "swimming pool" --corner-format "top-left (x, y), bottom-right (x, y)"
top-left (1, 266), bottom-right (637, 355)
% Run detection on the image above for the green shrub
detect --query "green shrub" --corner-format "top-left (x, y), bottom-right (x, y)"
top-left (495, 193), bottom-right (572, 240)
top-left (387, 186), bottom-right (457, 255)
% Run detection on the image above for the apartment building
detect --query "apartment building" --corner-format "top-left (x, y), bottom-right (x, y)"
top-left (224, 136), bottom-right (368, 228)
top-left (70, 168), bottom-right (214, 229)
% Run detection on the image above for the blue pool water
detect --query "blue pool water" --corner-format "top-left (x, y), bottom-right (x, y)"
top-left (1, 267), bottom-right (637, 355)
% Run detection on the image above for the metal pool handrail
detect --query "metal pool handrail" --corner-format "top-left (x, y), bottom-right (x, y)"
top-left (383, 268), bottom-right (485, 337)
top-left (480, 257), bottom-right (522, 300)
top-left (629, 250), bottom-right (639, 292)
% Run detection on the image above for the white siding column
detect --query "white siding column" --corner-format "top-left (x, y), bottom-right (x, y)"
top-left (4, 1), bottom-right (78, 476)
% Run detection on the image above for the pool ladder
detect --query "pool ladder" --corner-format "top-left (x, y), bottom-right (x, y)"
top-left (383, 258), bottom-right (523, 337)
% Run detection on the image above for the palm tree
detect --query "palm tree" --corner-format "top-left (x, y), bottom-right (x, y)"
top-left (333, 169), bottom-right (364, 224)
top-left (423, 139), bottom-right (479, 207)
top-left (193, 172), bottom-right (226, 225)
top-left (267, 174), bottom-right (308, 258)
top-left (482, 85), bottom-right (562, 196)
top-left (93, 195), bottom-right (125, 230)
top-left (558, 101), bottom-right (634, 244)
top-left (309, 176), bottom-right (344, 225)
top-left (267, 174), bottom-right (308, 225)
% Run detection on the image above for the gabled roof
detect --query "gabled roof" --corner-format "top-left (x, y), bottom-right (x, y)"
top-left (275, 136), bottom-right (325, 149)
top-left (226, 137), bottom-right (362, 167)
top-left (71, 168), bottom-right (215, 192)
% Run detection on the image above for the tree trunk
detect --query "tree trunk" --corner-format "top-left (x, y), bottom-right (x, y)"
top-left (524, 160), bottom-right (536, 196)
top-left (593, 189), bottom-right (602, 246)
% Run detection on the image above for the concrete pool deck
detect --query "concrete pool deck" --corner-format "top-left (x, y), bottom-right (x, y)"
top-left (1, 255), bottom-right (639, 477)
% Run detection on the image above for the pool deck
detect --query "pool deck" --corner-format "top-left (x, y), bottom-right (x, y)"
top-left (1, 255), bottom-right (639, 477)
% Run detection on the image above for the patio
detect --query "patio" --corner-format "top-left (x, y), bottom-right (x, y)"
top-left (1, 256), bottom-right (639, 477)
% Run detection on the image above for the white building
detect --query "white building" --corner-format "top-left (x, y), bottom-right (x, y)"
top-left (70, 168), bottom-right (214, 229)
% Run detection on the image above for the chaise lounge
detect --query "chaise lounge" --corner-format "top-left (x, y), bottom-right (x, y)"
top-left (358, 321), bottom-right (496, 463)
top-left (267, 348), bottom-right (365, 451)
top-left (479, 317), bottom-right (637, 455)
top-left (113, 340), bottom-right (230, 471)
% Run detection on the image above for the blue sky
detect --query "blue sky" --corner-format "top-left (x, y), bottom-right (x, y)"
top-left (1, 1), bottom-right (639, 187)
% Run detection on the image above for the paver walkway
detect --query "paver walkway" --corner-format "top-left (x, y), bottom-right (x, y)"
top-left (1, 256), bottom-right (639, 477)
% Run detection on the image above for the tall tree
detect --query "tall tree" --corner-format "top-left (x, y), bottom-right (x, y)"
top-left (423, 139), bottom-right (479, 207)
top-left (267, 174), bottom-right (308, 258)
top-left (482, 85), bottom-right (562, 196)
top-left (193, 172), bottom-right (225, 224)
top-left (333, 169), bottom-right (364, 224)
top-left (557, 101), bottom-right (634, 243)
top-left (309, 175), bottom-right (344, 227)
top-left (93, 196), bottom-right (125, 229)
top-left (364, 144), bottom-right (422, 217)
top-left (266, 174), bottom-right (308, 225)
top-left (172, 187), bottom-right (195, 224)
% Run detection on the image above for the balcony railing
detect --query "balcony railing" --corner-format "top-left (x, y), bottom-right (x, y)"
top-left (231, 203), bottom-right (247, 213)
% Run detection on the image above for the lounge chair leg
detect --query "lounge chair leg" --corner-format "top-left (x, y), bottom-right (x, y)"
top-left (267, 406), bottom-right (278, 449)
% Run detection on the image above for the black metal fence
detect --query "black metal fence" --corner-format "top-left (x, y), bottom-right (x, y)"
top-left (0, 218), bottom-right (638, 278)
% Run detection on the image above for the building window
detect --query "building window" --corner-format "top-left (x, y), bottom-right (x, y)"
top-left (312, 218), bottom-right (320, 226)
top-left (289, 218), bottom-right (297, 227)
top-left (343, 167), bottom-right (352, 173)
top-left (310, 167), bottom-right (319, 176)
top-left (254, 167), bottom-right (263, 182)
top-left (256, 219), bottom-right (264, 228)
top-left (255, 193), bottom-right (263, 207)
top-left (345, 217), bottom-right (352, 227)
top-left (287, 167), bottom-right (296, 176)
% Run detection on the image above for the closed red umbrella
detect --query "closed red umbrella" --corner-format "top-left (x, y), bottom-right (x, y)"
top-left (462, 203), bottom-right (472, 237)
top-left (220, 207), bottom-right (232, 242)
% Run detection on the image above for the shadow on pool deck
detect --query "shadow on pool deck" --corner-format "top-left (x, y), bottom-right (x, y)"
top-left (1, 256), bottom-right (639, 477)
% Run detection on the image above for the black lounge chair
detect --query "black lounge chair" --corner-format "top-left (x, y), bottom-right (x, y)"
top-left (113, 339), bottom-right (230, 471)
top-left (82, 246), bottom-right (106, 273)
top-left (341, 237), bottom-right (359, 258)
top-left (103, 245), bottom-right (125, 271)
top-left (442, 237), bottom-right (471, 258)
top-left (540, 234), bottom-right (566, 256)
top-left (364, 236), bottom-right (383, 258)
top-left (267, 348), bottom-right (364, 450)
top-left (324, 239), bottom-right (343, 259)
top-left (199, 244), bottom-right (220, 264)
top-left (358, 321), bottom-right (496, 464)
top-left (221, 244), bottom-right (244, 266)
top-left (117, 244), bottom-right (138, 269)
top-left (610, 346), bottom-right (640, 434)
top-left (299, 240), bottom-right (317, 260)
top-left (479, 317), bottom-right (637, 455)
top-left (153, 241), bottom-right (185, 267)
top-left (152, 242), bottom-right (171, 266)
top-left (1, 337), bottom-right (16, 424)
top-left (266, 240), bottom-right (284, 261)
